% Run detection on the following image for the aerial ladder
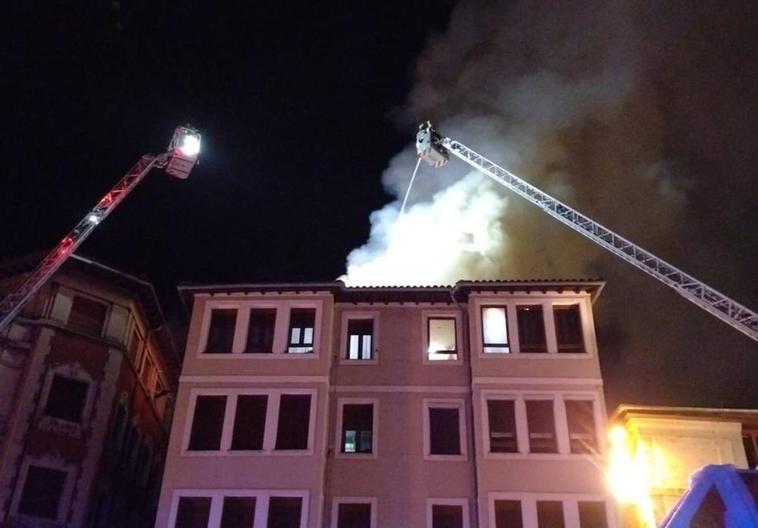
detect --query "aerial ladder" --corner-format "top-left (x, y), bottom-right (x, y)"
top-left (416, 122), bottom-right (758, 344)
top-left (0, 125), bottom-right (202, 333)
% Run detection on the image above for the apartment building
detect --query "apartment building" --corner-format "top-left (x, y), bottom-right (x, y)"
top-left (0, 254), bottom-right (179, 527)
top-left (156, 280), bottom-right (615, 528)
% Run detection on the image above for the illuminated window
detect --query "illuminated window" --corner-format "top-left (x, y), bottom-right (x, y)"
top-left (427, 318), bottom-right (457, 361)
top-left (494, 500), bottom-right (522, 528)
top-left (246, 309), bottom-right (276, 354)
top-left (516, 306), bottom-right (546, 353)
top-left (188, 395), bottom-right (226, 451)
top-left (482, 307), bottom-right (509, 353)
top-left (288, 309), bottom-right (315, 353)
top-left (43, 375), bottom-right (89, 423)
top-left (205, 309), bottom-right (237, 354)
top-left (275, 394), bottom-right (311, 450)
top-left (17, 466), bottom-right (67, 520)
top-left (341, 404), bottom-right (374, 454)
top-left (68, 295), bottom-right (107, 336)
top-left (525, 400), bottom-right (557, 453)
top-left (337, 502), bottom-right (372, 528)
top-left (487, 400), bottom-right (518, 453)
top-left (267, 497), bottom-right (303, 528)
top-left (554, 305), bottom-right (584, 353)
top-left (220, 497), bottom-right (256, 528)
top-left (346, 319), bottom-right (373, 360)
top-left (565, 400), bottom-right (597, 454)
top-left (231, 395), bottom-right (267, 451)
top-left (175, 497), bottom-right (211, 528)
top-left (537, 501), bottom-right (564, 528)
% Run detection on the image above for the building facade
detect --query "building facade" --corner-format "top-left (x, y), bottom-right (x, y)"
top-left (609, 405), bottom-right (758, 526)
top-left (156, 280), bottom-right (615, 528)
top-left (0, 255), bottom-right (180, 527)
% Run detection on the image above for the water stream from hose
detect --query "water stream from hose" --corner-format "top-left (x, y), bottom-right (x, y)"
top-left (399, 157), bottom-right (422, 216)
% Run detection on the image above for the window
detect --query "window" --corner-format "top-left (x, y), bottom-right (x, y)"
top-left (427, 318), bottom-right (457, 361)
top-left (175, 497), bottom-right (211, 528)
top-left (43, 375), bottom-right (89, 423)
top-left (268, 497), bottom-right (303, 528)
top-left (526, 400), bottom-right (557, 453)
top-left (428, 407), bottom-right (462, 456)
top-left (128, 328), bottom-right (143, 364)
top-left (742, 432), bottom-right (758, 469)
top-left (68, 295), bottom-right (107, 335)
top-left (337, 502), bottom-right (372, 528)
top-left (494, 500), bottom-right (522, 528)
top-left (17, 465), bottom-right (67, 519)
top-left (432, 504), bottom-right (464, 528)
top-left (565, 400), bottom-right (597, 454)
top-left (288, 309), bottom-right (315, 353)
top-left (188, 395), bottom-right (227, 450)
top-left (221, 497), bottom-right (256, 528)
top-left (246, 309), bottom-right (276, 354)
top-left (578, 502), bottom-right (608, 528)
top-left (346, 319), bottom-right (373, 360)
top-left (482, 307), bottom-right (509, 353)
top-left (275, 394), bottom-right (311, 450)
top-left (205, 309), bottom-right (237, 354)
top-left (537, 501), bottom-right (564, 528)
top-left (231, 395), bottom-right (268, 450)
top-left (516, 306), bottom-right (546, 353)
top-left (487, 400), bottom-right (518, 453)
top-left (341, 404), bottom-right (374, 454)
top-left (554, 305), bottom-right (584, 353)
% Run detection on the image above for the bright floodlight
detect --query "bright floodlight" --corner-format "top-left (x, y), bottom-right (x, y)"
top-left (179, 133), bottom-right (201, 157)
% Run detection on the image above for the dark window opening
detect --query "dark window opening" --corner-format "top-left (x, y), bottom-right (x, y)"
top-left (267, 497), bottom-right (302, 528)
top-left (487, 400), bottom-right (518, 453)
top-left (566, 400), bottom-right (597, 454)
top-left (578, 501), bottom-right (608, 528)
top-left (220, 496), bottom-right (256, 528)
top-left (17, 465), bottom-right (67, 520)
top-left (429, 407), bottom-right (461, 455)
top-left (516, 306), bottom-right (547, 353)
top-left (337, 503), bottom-right (371, 528)
top-left (231, 395), bottom-right (268, 450)
top-left (68, 295), bottom-right (107, 335)
top-left (288, 309), bottom-right (315, 353)
top-left (246, 309), bottom-right (276, 354)
top-left (128, 329), bottom-right (142, 364)
top-left (205, 309), bottom-right (237, 354)
top-left (537, 501), bottom-right (565, 528)
top-left (347, 319), bottom-right (373, 360)
top-left (188, 395), bottom-right (226, 451)
top-left (175, 497), bottom-right (211, 528)
top-left (494, 500), bottom-right (523, 528)
top-left (275, 394), bottom-right (311, 450)
top-left (342, 404), bottom-right (373, 454)
top-left (526, 400), bottom-right (557, 453)
top-left (43, 375), bottom-right (89, 423)
top-left (428, 318), bottom-right (457, 360)
top-left (554, 305), bottom-right (584, 353)
top-left (432, 504), bottom-right (464, 528)
top-left (743, 434), bottom-right (758, 469)
top-left (482, 306), bottom-right (510, 353)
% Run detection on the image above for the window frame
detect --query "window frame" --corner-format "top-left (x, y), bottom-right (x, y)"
top-left (481, 305), bottom-right (511, 354)
top-left (487, 493), bottom-right (615, 528)
top-left (9, 457), bottom-right (76, 525)
top-left (422, 311), bottom-right (464, 365)
top-left (183, 388), bottom-right (318, 456)
top-left (37, 364), bottom-right (95, 429)
top-left (331, 497), bottom-right (377, 528)
top-left (339, 311), bottom-right (379, 364)
top-left (480, 390), bottom-right (604, 459)
top-left (286, 307), bottom-right (317, 354)
top-left (553, 303), bottom-right (586, 353)
top-left (515, 304), bottom-right (548, 354)
top-left (197, 300), bottom-right (323, 359)
top-left (66, 293), bottom-right (110, 337)
top-left (423, 399), bottom-right (468, 461)
top-left (484, 397), bottom-right (519, 455)
top-left (426, 498), bottom-right (470, 528)
top-left (335, 398), bottom-right (379, 459)
top-left (169, 489), bottom-right (309, 528)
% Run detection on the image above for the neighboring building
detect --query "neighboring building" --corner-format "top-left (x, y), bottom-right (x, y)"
top-left (156, 279), bottom-right (616, 528)
top-left (609, 405), bottom-right (758, 526)
top-left (0, 254), bottom-right (180, 527)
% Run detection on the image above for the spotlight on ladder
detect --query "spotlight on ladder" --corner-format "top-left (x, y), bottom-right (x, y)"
top-left (165, 125), bottom-right (202, 179)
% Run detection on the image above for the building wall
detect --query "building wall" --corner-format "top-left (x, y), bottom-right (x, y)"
top-left (0, 265), bottom-right (176, 528)
top-left (157, 284), bottom-right (615, 528)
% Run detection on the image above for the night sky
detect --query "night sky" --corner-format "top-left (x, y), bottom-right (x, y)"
top-left (4, 2), bottom-right (757, 410)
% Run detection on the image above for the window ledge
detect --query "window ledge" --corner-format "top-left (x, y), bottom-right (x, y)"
top-left (483, 452), bottom-right (602, 461)
top-left (334, 452), bottom-right (378, 460)
top-left (423, 454), bottom-right (468, 462)
top-left (338, 359), bottom-right (379, 366)
top-left (181, 449), bottom-right (315, 457)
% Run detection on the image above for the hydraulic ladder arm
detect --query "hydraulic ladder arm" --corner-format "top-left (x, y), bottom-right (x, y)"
top-left (416, 122), bottom-right (758, 343)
